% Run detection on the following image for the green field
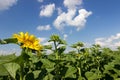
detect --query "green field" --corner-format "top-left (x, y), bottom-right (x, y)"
top-left (0, 33), bottom-right (120, 80)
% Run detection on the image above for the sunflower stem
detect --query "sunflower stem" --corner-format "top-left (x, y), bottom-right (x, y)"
top-left (20, 65), bottom-right (24, 80)
top-left (54, 41), bottom-right (58, 59)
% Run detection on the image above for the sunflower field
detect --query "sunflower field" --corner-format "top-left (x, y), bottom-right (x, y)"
top-left (0, 32), bottom-right (120, 80)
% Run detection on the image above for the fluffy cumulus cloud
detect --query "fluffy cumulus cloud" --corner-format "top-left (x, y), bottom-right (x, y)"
top-left (37, 25), bottom-right (51, 31)
top-left (95, 33), bottom-right (120, 49)
top-left (0, 0), bottom-right (17, 11)
top-left (57, 7), bottom-right (62, 15)
top-left (53, 0), bottom-right (92, 31)
top-left (40, 3), bottom-right (55, 17)
top-left (64, 0), bottom-right (82, 9)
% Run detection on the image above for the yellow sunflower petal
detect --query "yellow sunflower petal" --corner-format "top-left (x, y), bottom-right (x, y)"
top-left (24, 32), bottom-right (29, 40)
top-left (13, 32), bottom-right (43, 51)
top-left (13, 34), bottom-right (19, 38)
top-left (20, 32), bottom-right (24, 39)
top-left (29, 35), bottom-right (35, 41)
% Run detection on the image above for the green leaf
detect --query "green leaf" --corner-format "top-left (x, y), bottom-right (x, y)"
top-left (65, 54), bottom-right (76, 62)
top-left (44, 45), bottom-right (52, 50)
top-left (104, 63), bottom-right (114, 73)
top-left (85, 71), bottom-right (98, 80)
top-left (65, 66), bottom-right (77, 78)
top-left (76, 42), bottom-right (84, 47)
top-left (0, 54), bottom-right (16, 65)
top-left (41, 59), bottom-right (55, 69)
top-left (57, 46), bottom-right (66, 54)
top-left (71, 42), bottom-right (84, 48)
top-left (36, 69), bottom-right (47, 80)
top-left (43, 73), bottom-right (53, 80)
top-left (49, 34), bottom-right (60, 42)
top-left (78, 76), bottom-right (85, 80)
top-left (59, 40), bottom-right (67, 45)
top-left (0, 54), bottom-right (17, 77)
top-left (85, 72), bottom-right (94, 79)
top-left (0, 65), bottom-right (9, 76)
top-left (115, 78), bottom-right (120, 80)
top-left (71, 44), bottom-right (77, 48)
top-left (0, 39), bottom-right (7, 44)
top-left (3, 63), bottom-right (20, 79)
top-left (46, 68), bottom-right (54, 73)
top-left (15, 50), bottom-right (30, 65)
top-left (3, 38), bottom-right (17, 44)
top-left (33, 70), bottom-right (41, 79)
top-left (29, 55), bottom-right (39, 63)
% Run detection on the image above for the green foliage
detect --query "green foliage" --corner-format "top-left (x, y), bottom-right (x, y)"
top-left (64, 66), bottom-right (77, 78)
top-left (0, 65), bottom-right (9, 76)
top-left (0, 38), bottom-right (17, 44)
top-left (4, 63), bottom-right (20, 79)
top-left (0, 54), bottom-right (16, 64)
top-left (0, 34), bottom-right (120, 80)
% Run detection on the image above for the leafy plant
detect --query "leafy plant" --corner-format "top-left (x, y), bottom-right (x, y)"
top-left (0, 32), bottom-right (120, 80)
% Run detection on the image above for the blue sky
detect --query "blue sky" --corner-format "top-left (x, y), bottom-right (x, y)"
top-left (0, 0), bottom-right (120, 54)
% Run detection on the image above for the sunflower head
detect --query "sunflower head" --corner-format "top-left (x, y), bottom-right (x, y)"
top-left (13, 32), bottom-right (43, 51)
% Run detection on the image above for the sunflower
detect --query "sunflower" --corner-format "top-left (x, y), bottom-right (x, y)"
top-left (13, 32), bottom-right (43, 51)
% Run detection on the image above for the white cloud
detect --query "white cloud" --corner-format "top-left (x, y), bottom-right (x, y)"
top-left (43, 42), bottom-right (53, 45)
top-left (38, 37), bottom-right (53, 45)
top-left (95, 38), bottom-right (107, 46)
top-left (63, 34), bottom-right (68, 40)
top-left (53, 9), bottom-right (92, 31)
top-left (37, 0), bottom-right (43, 3)
top-left (35, 37), bottom-right (53, 54)
top-left (70, 9), bottom-right (92, 31)
top-left (37, 37), bottom-right (53, 46)
top-left (57, 7), bottom-right (62, 15)
top-left (0, 0), bottom-right (17, 11)
top-left (40, 3), bottom-right (55, 17)
top-left (53, 9), bottom-right (75, 30)
top-left (38, 37), bottom-right (47, 43)
top-left (95, 33), bottom-right (120, 49)
top-left (37, 25), bottom-right (51, 31)
top-left (114, 42), bottom-right (120, 47)
top-left (64, 0), bottom-right (82, 9)
top-left (53, 0), bottom-right (92, 31)
top-left (0, 44), bottom-right (21, 55)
